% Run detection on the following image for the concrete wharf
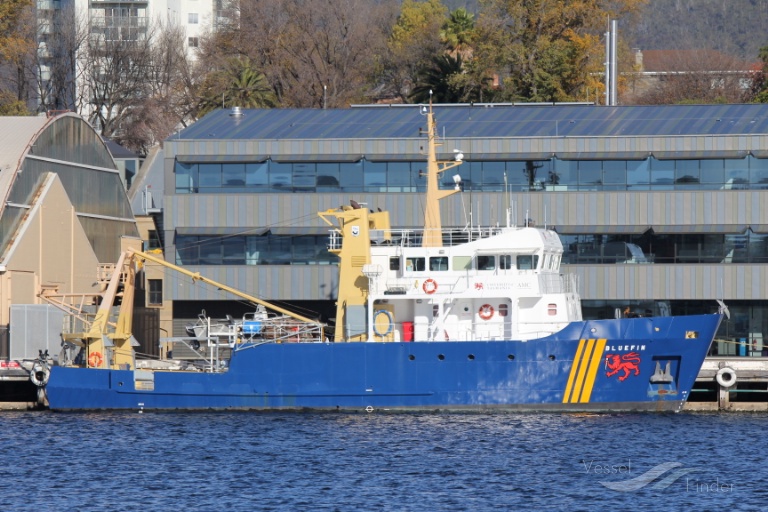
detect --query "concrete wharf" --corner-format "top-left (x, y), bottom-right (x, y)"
top-left (685, 358), bottom-right (768, 412)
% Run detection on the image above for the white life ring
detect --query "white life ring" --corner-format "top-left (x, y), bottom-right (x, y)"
top-left (716, 367), bottom-right (737, 388)
top-left (30, 362), bottom-right (50, 387)
top-left (478, 304), bottom-right (494, 320)
top-left (423, 278), bottom-right (438, 294)
top-left (373, 309), bottom-right (394, 336)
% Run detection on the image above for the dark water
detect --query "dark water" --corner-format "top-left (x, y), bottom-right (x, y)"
top-left (2, 411), bottom-right (765, 511)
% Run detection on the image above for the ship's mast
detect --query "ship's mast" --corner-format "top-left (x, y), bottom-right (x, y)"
top-left (421, 100), bottom-right (464, 247)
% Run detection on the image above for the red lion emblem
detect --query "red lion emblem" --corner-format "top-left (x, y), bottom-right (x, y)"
top-left (605, 352), bottom-right (641, 381)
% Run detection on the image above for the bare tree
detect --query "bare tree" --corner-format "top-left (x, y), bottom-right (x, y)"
top-left (205, 0), bottom-right (396, 108)
top-left (32, 3), bottom-right (88, 113)
top-left (77, 17), bottom-right (193, 153)
top-left (118, 21), bottom-right (193, 153)
top-left (629, 49), bottom-right (755, 104)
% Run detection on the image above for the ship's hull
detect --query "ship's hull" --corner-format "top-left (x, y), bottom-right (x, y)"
top-left (45, 314), bottom-right (721, 412)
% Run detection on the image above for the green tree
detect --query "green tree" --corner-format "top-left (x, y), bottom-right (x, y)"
top-left (381, 0), bottom-right (449, 102)
top-left (474, 0), bottom-right (647, 103)
top-left (410, 54), bottom-right (465, 103)
top-left (0, 90), bottom-right (28, 115)
top-left (197, 57), bottom-right (276, 116)
top-left (753, 45), bottom-right (768, 103)
top-left (440, 7), bottom-right (475, 57)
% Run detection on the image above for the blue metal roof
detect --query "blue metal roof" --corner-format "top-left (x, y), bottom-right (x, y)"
top-left (177, 103), bottom-right (768, 141)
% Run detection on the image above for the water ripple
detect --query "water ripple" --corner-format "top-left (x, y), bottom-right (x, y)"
top-left (1, 411), bottom-right (763, 511)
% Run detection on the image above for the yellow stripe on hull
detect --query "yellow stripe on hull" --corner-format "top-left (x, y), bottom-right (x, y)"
top-left (563, 339), bottom-right (607, 404)
top-left (562, 339), bottom-right (587, 403)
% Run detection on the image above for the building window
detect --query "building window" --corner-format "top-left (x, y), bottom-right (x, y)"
top-left (147, 230), bottom-right (162, 250)
top-left (174, 156), bottom-right (768, 195)
top-left (175, 234), bottom-right (336, 266)
top-left (148, 279), bottom-right (163, 305)
top-left (188, 13), bottom-right (199, 24)
top-left (188, 37), bottom-right (199, 47)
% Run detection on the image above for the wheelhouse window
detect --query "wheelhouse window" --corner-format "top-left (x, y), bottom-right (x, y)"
top-left (452, 255), bottom-right (471, 270)
top-left (477, 255), bottom-right (495, 270)
top-left (429, 257), bottom-right (448, 271)
top-left (405, 257), bottom-right (425, 272)
top-left (500, 255), bottom-right (513, 269)
top-left (517, 255), bottom-right (539, 270)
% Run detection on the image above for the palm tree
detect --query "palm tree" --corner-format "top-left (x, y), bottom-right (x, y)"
top-left (409, 54), bottom-right (464, 104)
top-left (440, 8), bottom-right (475, 58)
top-left (198, 56), bottom-right (277, 116)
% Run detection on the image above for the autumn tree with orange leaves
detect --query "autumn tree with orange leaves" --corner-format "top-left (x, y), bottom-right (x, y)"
top-left (0, 0), bottom-right (34, 114)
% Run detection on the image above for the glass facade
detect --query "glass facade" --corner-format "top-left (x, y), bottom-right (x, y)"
top-left (174, 156), bottom-right (768, 194)
top-left (170, 152), bottom-right (768, 359)
top-left (176, 234), bottom-right (336, 266)
top-left (176, 231), bottom-right (768, 268)
top-left (560, 231), bottom-right (768, 265)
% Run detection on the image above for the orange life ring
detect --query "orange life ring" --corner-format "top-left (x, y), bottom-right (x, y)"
top-left (479, 304), bottom-right (494, 320)
top-left (88, 351), bottom-right (103, 367)
top-left (422, 278), bottom-right (438, 294)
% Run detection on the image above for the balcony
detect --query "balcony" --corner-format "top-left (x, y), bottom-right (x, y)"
top-left (90, 16), bottom-right (148, 29)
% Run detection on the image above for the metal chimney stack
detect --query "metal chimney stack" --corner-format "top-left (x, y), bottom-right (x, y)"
top-left (605, 20), bottom-right (618, 106)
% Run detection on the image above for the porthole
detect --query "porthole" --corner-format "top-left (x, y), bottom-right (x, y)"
top-left (548, 355), bottom-right (556, 361)
top-left (467, 354), bottom-right (475, 360)
top-left (409, 354), bottom-right (415, 361)
top-left (508, 354), bottom-right (515, 361)
top-left (438, 354), bottom-right (445, 361)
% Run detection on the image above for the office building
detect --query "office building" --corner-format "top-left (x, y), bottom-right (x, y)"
top-left (147, 103), bottom-right (768, 356)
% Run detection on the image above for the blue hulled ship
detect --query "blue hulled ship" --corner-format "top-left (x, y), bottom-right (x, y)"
top-left (40, 103), bottom-right (722, 412)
